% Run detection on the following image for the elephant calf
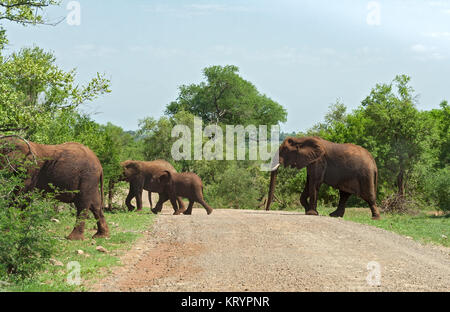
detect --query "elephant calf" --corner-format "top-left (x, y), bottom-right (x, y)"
top-left (150, 171), bottom-right (213, 215)
top-left (120, 159), bottom-right (185, 213)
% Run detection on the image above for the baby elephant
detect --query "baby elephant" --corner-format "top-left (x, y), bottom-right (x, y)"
top-left (151, 171), bottom-right (213, 215)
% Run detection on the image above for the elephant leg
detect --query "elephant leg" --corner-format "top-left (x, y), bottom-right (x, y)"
top-left (125, 188), bottom-right (135, 211)
top-left (300, 176), bottom-right (310, 210)
top-left (183, 201), bottom-right (195, 215)
top-left (67, 202), bottom-right (89, 241)
top-left (166, 192), bottom-right (180, 213)
top-left (193, 187), bottom-right (212, 215)
top-left (361, 194), bottom-right (381, 220)
top-left (175, 197), bottom-right (187, 214)
top-left (169, 196), bottom-right (180, 215)
top-left (136, 189), bottom-right (143, 211)
top-left (305, 164), bottom-right (325, 216)
top-left (330, 190), bottom-right (351, 218)
top-left (90, 196), bottom-right (110, 239)
top-left (306, 181), bottom-right (320, 216)
top-left (198, 198), bottom-right (213, 215)
top-left (369, 202), bottom-right (381, 220)
top-left (148, 192), bottom-right (153, 209)
top-left (177, 196), bottom-right (186, 213)
top-left (152, 192), bottom-right (168, 214)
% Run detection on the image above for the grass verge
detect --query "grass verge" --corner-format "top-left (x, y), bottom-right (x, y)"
top-left (317, 207), bottom-right (449, 247)
top-left (3, 209), bottom-right (155, 292)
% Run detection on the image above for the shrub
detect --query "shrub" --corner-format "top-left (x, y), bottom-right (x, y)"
top-left (380, 193), bottom-right (421, 214)
top-left (424, 166), bottom-right (450, 212)
top-left (204, 163), bottom-right (260, 210)
top-left (0, 166), bottom-right (57, 282)
top-left (267, 167), bottom-right (306, 210)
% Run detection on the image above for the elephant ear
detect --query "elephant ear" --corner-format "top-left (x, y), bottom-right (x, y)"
top-left (122, 161), bottom-right (140, 177)
top-left (288, 137), bottom-right (325, 168)
top-left (158, 170), bottom-right (172, 185)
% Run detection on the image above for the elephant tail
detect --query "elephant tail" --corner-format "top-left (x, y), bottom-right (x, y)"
top-left (374, 169), bottom-right (378, 192)
top-left (100, 171), bottom-right (104, 209)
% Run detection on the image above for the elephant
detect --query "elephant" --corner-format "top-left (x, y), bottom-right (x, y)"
top-left (266, 136), bottom-right (380, 220)
top-left (0, 136), bottom-right (110, 240)
top-left (120, 160), bottom-right (185, 213)
top-left (150, 170), bottom-right (213, 215)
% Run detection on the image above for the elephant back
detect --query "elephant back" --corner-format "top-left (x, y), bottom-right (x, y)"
top-left (149, 159), bottom-right (177, 172)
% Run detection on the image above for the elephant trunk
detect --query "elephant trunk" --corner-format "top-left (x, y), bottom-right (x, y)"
top-left (266, 164), bottom-right (280, 211)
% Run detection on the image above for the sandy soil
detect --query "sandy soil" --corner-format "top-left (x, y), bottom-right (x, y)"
top-left (93, 196), bottom-right (450, 292)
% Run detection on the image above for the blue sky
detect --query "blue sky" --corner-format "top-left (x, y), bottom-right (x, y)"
top-left (3, 0), bottom-right (450, 132)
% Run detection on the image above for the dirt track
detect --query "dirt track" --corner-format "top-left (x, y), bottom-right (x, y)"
top-left (94, 195), bottom-right (450, 292)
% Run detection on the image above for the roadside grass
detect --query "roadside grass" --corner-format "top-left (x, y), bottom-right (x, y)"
top-left (4, 208), bottom-right (155, 292)
top-left (317, 207), bottom-right (450, 247)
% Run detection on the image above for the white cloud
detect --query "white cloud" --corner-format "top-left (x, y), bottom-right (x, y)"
top-left (422, 31), bottom-right (450, 39)
top-left (410, 44), bottom-right (446, 60)
top-left (186, 4), bottom-right (250, 13)
top-left (141, 3), bottom-right (251, 17)
top-left (74, 44), bottom-right (119, 57)
top-left (411, 44), bottom-right (431, 53)
top-left (428, 1), bottom-right (450, 8)
top-left (127, 45), bottom-right (186, 59)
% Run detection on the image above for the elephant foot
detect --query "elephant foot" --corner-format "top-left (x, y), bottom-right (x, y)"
top-left (174, 209), bottom-right (186, 215)
top-left (151, 208), bottom-right (159, 215)
top-left (67, 232), bottom-right (85, 241)
top-left (136, 208), bottom-right (143, 212)
top-left (330, 209), bottom-right (345, 218)
top-left (372, 214), bottom-right (381, 220)
top-left (305, 210), bottom-right (319, 216)
top-left (206, 209), bottom-right (213, 215)
top-left (92, 232), bottom-right (110, 239)
top-left (127, 207), bottom-right (135, 212)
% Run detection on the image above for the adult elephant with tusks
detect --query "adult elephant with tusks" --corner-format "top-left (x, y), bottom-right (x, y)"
top-left (266, 136), bottom-right (380, 220)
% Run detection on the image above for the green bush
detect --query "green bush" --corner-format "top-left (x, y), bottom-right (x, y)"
top-left (268, 167), bottom-right (306, 210)
top-left (204, 163), bottom-right (261, 210)
top-left (0, 166), bottom-right (57, 282)
top-left (425, 167), bottom-right (450, 211)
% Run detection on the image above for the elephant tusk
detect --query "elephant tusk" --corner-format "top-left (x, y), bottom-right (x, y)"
top-left (271, 164), bottom-right (280, 171)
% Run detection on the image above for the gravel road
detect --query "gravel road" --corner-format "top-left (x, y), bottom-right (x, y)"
top-left (94, 205), bottom-right (450, 292)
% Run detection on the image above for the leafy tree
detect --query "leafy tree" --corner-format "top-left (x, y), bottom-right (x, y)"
top-left (166, 65), bottom-right (287, 126)
top-left (360, 75), bottom-right (426, 196)
top-left (203, 162), bottom-right (262, 210)
top-left (0, 0), bottom-right (60, 25)
top-left (310, 99), bottom-right (347, 135)
top-left (138, 116), bottom-right (176, 162)
top-left (0, 47), bottom-right (110, 135)
top-left (423, 101), bottom-right (450, 168)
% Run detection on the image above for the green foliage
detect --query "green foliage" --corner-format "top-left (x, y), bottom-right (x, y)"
top-left (0, 1), bottom-right (60, 25)
top-left (360, 75), bottom-right (425, 194)
top-left (268, 166), bottom-right (305, 210)
top-left (4, 209), bottom-right (155, 291)
top-left (0, 165), bottom-right (57, 282)
top-left (204, 163), bottom-right (261, 210)
top-left (422, 101), bottom-right (450, 168)
top-left (166, 65), bottom-right (287, 126)
top-left (0, 46), bottom-right (110, 135)
top-left (423, 167), bottom-right (450, 211)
